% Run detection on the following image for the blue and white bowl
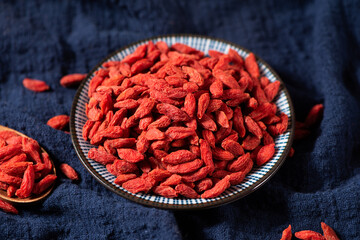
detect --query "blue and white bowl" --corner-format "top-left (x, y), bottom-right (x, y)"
top-left (70, 34), bottom-right (294, 209)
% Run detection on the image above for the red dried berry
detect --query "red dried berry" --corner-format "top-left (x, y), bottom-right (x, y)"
top-left (175, 184), bottom-right (200, 198)
top-left (23, 78), bottom-right (50, 92)
top-left (47, 115), bottom-right (70, 130)
top-left (305, 104), bottom-right (324, 128)
top-left (201, 175), bottom-right (230, 198)
top-left (256, 143), bottom-right (275, 166)
top-left (321, 222), bottom-right (340, 240)
top-left (295, 230), bottom-right (326, 240)
top-left (280, 225), bottom-right (292, 240)
top-left (60, 73), bottom-right (87, 87)
top-left (244, 53), bottom-right (260, 79)
top-left (0, 199), bottom-right (18, 214)
top-left (60, 163), bottom-right (79, 181)
top-left (15, 165), bottom-right (35, 198)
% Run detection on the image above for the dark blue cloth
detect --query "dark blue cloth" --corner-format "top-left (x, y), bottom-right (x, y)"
top-left (1, 0), bottom-right (359, 239)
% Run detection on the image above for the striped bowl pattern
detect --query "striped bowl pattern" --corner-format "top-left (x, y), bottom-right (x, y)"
top-left (70, 34), bottom-right (294, 209)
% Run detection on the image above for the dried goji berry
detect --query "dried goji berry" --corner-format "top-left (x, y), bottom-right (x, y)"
top-left (294, 230), bottom-right (326, 240)
top-left (0, 162), bottom-right (32, 177)
top-left (228, 49), bottom-right (244, 67)
top-left (148, 169), bottom-right (172, 182)
top-left (256, 143), bottom-right (275, 166)
top-left (268, 113), bottom-right (288, 136)
top-left (7, 185), bottom-right (17, 198)
top-left (201, 175), bottom-right (230, 198)
top-left (161, 150), bottom-right (197, 164)
top-left (183, 93), bottom-right (196, 118)
top-left (201, 130), bottom-right (216, 148)
top-left (181, 166), bottom-right (211, 183)
top-left (90, 126), bottom-right (126, 145)
top-left (182, 66), bottom-right (204, 87)
top-left (172, 43), bottom-right (203, 57)
top-left (244, 53), bottom-right (260, 79)
top-left (189, 145), bottom-right (201, 158)
top-left (244, 116), bottom-right (263, 139)
top-left (214, 122), bottom-right (233, 144)
top-left (114, 173), bottom-right (137, 185)
top-left (110, 160), bottom-right (138, 175)
top-left (151, 142), bottom-right (170, 154)
top-left (242, 135), bottom-right (261, 151)
top-left (233, 107), bottom-right (246, 138)
top-left (208, 50), bottom-right (224, 58)
top-left (47, 115), bottom-right (70, 130)
top-left (157, 103), bottom-right (190, 122)
top-left (197, 93), bottom-right (210, 119)
top-left (321, 222), bottom-right (340, 240)
top-left (175, 183), bottom-right (199, 198)
top-left (60, 73), bottom-right (87, 87)
top-left (23, 78), bottom-right (50, 92)
top-left (22, 138), bottom-right (42, 164)
top-left (248, 102), bottom-right (275, 121)
top-left (122, 177), bottom-right (152, 194)
top-left (33, 174), bottom-right (57, 195)
top-left (0, 131), bottom-right (20, 140)
top-left (252, 85), bottom-right (268, 105)
top-left (88, 148), bottom-right (118, 165)
top-left (246, 97), bottom-right (258, 110)
top-left (213, 69), bottom-right (240, 89)
top-left (131, 59), bottom-right (153, 75)
top-left (145, 128), bottom-right (166, 141)
top-left (122, 44), bottom-right (147, 65)
top-left (280, 225), bottom-right (292, 240)
top-left (166, 158), bottom-right (202, 174)
top-left (0, 199), bottom-right (18, 214)
top-left (60, 163), bottom-right (79, 181)
top-left (15, 165), bottom-right (35, 198)
top-left (153, 185), bottom-right (178, 198)
top-left (82, 120), bottom-right (95, 141)
top-left (198, 114), bottom-right (217, 132)
top-left (133, 98), bottom-right (156, 120)
top-left (262, 130), bottom-right (274, 145)
top-left (195, 178), bottom-right (213, 192)
top-left (215, 111), bottom-right (230, 128)
top-left (0, 140), bottom-right (7, 149)
top-left (117, 148), bottom-right (144, 163)
top-left (165, 127), bottom-right (196, 140)
top-left (212, 148), bottom-right (235, 161)
top-left (221, 140), bottom-right (244, 158)
top-left (260, 76), bottom-right (270, 88)
top-left (160, 174), bottom-right (182, 186)
top-left (257, 121), bottom-right (267, 131)
top-left (171, 139), bottom-right (187, 148)
top-left (288, 147), bottom-right (295, 158)
top-left (264, 81), bottom-right (280, 102)
top-left (305, 104), bottom-right (324, 128)
top-left (114, 99), bottom-right (139, 110)
top-left (209, 80), bottom-right (223, 98)
top-left (0, 144), bottom-right (23, 162)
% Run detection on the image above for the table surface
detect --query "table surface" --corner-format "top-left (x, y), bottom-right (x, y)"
top-left (0, 0), bottom-right (359, 239)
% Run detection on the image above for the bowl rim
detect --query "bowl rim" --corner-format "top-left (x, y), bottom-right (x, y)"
top-left (70, 33), bottom-right (295, 210)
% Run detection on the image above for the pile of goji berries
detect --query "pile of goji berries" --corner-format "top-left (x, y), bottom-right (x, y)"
top-left (0, 130), bottom-right (57, 213)
top-left (280, 222), bottom-right (340, 240)
top-left (0, 72), bottom-right (85, 214)
top-left (83, 41), bottom-right (289, 199)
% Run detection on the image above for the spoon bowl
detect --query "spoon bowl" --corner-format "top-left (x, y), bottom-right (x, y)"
top-left (0, 125), bottom-right (56, 204)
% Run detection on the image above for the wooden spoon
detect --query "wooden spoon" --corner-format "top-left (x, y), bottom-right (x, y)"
top-left (0, 125), bottom-right (56, 204)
